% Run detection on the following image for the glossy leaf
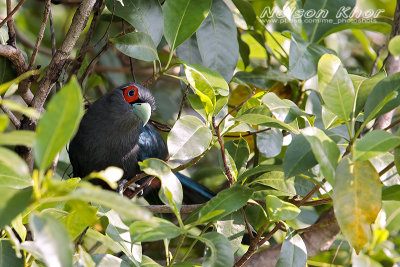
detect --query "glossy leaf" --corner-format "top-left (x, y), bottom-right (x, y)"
top-left (232, 0), bottom-right (256, 27)
top-left (31, 213), bottom-right (73, 267)
top-left (92, 254), bottom-right (131, 267)
top-left (0, 147), bottom-right (30, 178)
top-left (388, 36), bottom-right (400, 57)
top-left (176, 35), bottom-right (203, 65)
top-left (0, 187), bottom-right (32, 229)
top-left (353, 130), bottom-right (400, 162)
top-left (283, 134), bottom-right (318, 179)
top-left (196, 0), bottom-right (238, 82)
top-left (364, 72), bottom-right (400, 122)
top-left (248, 170), bottom-right (297, 196)
top-left (276, 229), bottom-right (307, 267)
top-left (257, 127), bottom-right (283, 158)
top-left (0, 239), bottom-right (24, 267)
top-left (303, 0), bottom-right (356, 43)
top-left (224, 137), bottom-right (250, 175)
top-left (265, 195), bottom-right (300, 221)
top-left (216, 211), bottom-right (245, 253)
top-left (288, 34), bottom-right (334, 80)
top-left (163, 0), bottom-right (212, 50)
top-left (168, 115), bottom-right (212, 160)
top-left (104, 0), bottom-right (163, 45)
top-left (382, 185), bottom-right (400, 201)
top-left (130, 217), bottom-right (183, 242)
top-left (186, 186), bottom-right (252, 225)
top-left (234, 67), bottom-right (295, 89)
top-left (233, 105), bottom-right (300, 134)
top-left (201, 232), bottom-right (234, 267)
top-left (318, 54), bottom-right (355, 121)
top-left (301, 127), bottom-right (340, 185)
top-left (139, 158), bottom-right (183, 216)
top-left (111, 32), bottom-right (159, 61)
top-left (333, 158), bottom-right (381, 253)
top-left (354, 71), bottom-right (386, 116)
top-left (0, 114), bottom-right (8, 132)
top-left (0, 130), bottom-right (35, 146)
top-left (35, 77), bottom-right (84, 172)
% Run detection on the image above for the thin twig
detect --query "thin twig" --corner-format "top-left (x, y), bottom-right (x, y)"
top-left (177, 84), bottom-right (190, 120)
top-left (144, 204), bottom-right (202, 214)
top-left (331, 239), bottom-right (343, 265)
top-left (0, 96), bottom-right (21, 128)
top-left (295, 184), bottom-right (321, 207)
top-left (68, 0), bottom-right (103, 80)
top-left (129, 177), bottom-right (154, 198)
top-left (78, 42), bottom-right (109, 85)
top-left (212, 115), bottom-right (234, 185)
top-left (49, 7), bottom-right (56, 56)
top-left (121, 21), bottom-right (136, 82)
top-left (241, 208), bottom-right (254, 239)
top-left (217, 87), bottom-right (256, 128)
top-left (28, 0), bottom-right (51, 70)
top-left (379, 161), bottom-right (395, 176)
top-left (122, 173), bottom-right (149, 191)
top-left (384, 118), bottom-right (400, 131)
top-left (222, 127), bottom-right (271, 138)
top-left (94, 0), bottom-right (114, 47)
top-left (0, 0), bottom-right (27, 28)
top-left (149, 119), bottom-right (171, 132)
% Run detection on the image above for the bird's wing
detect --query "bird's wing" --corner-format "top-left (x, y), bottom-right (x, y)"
top-left (137, 124), bottom-right (168, 161)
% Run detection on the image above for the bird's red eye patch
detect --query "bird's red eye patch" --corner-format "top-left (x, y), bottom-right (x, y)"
top-left (123, 86), bottom-right (139, 103)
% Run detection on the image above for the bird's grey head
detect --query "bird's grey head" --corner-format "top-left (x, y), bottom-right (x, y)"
top-left (98, 83), bottom-right (156, 127)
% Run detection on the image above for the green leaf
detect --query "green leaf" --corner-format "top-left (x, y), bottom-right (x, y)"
top-left (257, 128), bottom-right (283, 158)
top-left (224, 137), bottom-right (250, 175)
top-left (34, 77), bottom-right (84, 172)
top-left (0, 147), bottom-right (30, 179)
top-left (382, 185), bottom-right (400, 201)
top-left (104, 209), bottom-right (141, 264)
top-left (234, 67), bottom-right (295, 89)
top-left (139, 158), bottom-right (183, 217)
top-left (364, 72), bottom-right (400, 122)
top-left (0, 69), bottom-right (41, 95)
top-left (238, 164), bottom-right (282, 183)
top-left (0, 99), bottom-right (39, 119)
top-left (111, 32), bottom-right (159, 62)
top-left (283, 134), bottom-right (318, 179)
top-left (231, 0), bottom-right (256, 27)
top-left (163, 0), bottom-right (212, 51)
top-left (167, 115), bottom-right (212, 161)
top-left (0, 114), bottom-right (9, 132)
top-left (76, 246), bottom-right (96, 267)
top-left (0, 187), bottom-right (32, 229)
top-left (301, 127), bottom-right (340, 185)
top-left (196, 0), bottom-right (238, 82)
top-left (233, 105), bottom-right (300, 134)
top-left (276, 229), bottom-right (307, 267)
top-left (186, 186), bottom-right (252, 225)
top-left (92, 254), bottom-right (131, 267)
top-left (303, 0), bottom-right (356, 43)
top-left (265, 195), bottom-right (300, 221)
top-left (0, 130), bottom-right (35, 146)
top-left (353, 130), bottom-right (400, 162)
top-left (318, 54), bottom-right (355, 121)
top-left (0, 239), bottom-right (24, 267)
top-left (354, 71), bottom-right (386, 116)
top-left (60, 201), bottom-right (98, 240)
top-left (288, 33), bottom-right (334, 80)
top-left (182, 62), bottom-right (229, 96)
top-left (31, 213), bottom-right (73, 267)
top-left (388, 36), bottom-right (400, 57)
top-left (183, 65), bottom-right (215, 117)
top-left (130, 217), bottom-right (183, 242)
top-left (216, 211), bottom-right (245, 253)
top-left (262, 92), bottom-right (312, 123)
top-left (248, 170), bottom-right (297, 196)
top-left (176, 35), bottom-right (203, 65)
top-left (333, 158), bottom-right (381, 253)
top-left (104, 0), bottom-right (163, 45)
top-left (44, 183), bottom-right (152, 222)
top-left (200, 232), bottom-right (234, 267)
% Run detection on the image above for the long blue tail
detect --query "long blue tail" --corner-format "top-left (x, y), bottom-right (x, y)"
top-left (175, 172), bottom-right (215, 204)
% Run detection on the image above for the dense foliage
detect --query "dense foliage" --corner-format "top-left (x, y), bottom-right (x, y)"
top-left (1, 0), bottom-right (400, 266)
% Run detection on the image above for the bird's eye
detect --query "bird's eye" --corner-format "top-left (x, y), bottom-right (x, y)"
top-left (123, 86), bottom-right (139, 103)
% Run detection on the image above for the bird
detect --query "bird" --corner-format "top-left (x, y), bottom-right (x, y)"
top-left (68, 82), bottom-right (214, 203)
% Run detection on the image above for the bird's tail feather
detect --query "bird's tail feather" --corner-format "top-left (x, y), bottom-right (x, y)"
top-left (175, 172), bottom-right (215, 204)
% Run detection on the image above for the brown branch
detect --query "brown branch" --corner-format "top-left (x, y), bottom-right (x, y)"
top-left (212, 115), bottom-right (234, 185)
top-left (15, 30), bottom-right (53, 56)
top-left (383, 118), bottom-right (400, 131)
top-left (241, 208), bottom-right (254, 239)
top-left (0, 0), bottom-right (27, 28)
top-left (122, 173), bottom-right (148, 191)
top-left (217, 87), bottom-right (256, 128)
top-left (68, 0), bottom-right (104, 80)
top-left (379, 161), bottom-right (395, 176)
top-left (30, 0), bottom-right (97, 110)
top-left (28, 0), bottom-right (52, 70)
top-left (121, 21), bottom-right (136, 82)
top-left (144, 204), bottom-right (202, 214)
top-left (49, 7), bottom-right (56, 57)
top-left (6, 0), bottom-right (16, 47)
top-left (222, 128), bottom-right (271, 138)
top-left (149, 119), bottom-right (171, 132)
